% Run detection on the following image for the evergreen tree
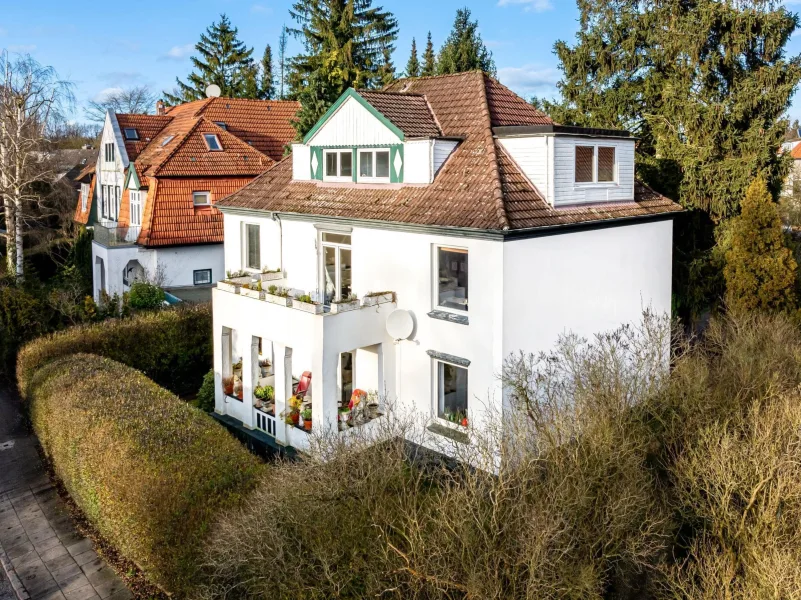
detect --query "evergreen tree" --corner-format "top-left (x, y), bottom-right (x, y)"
top-left (288, 0), bottom-right (398, 136)
top-left (549, 0), bottom-right (801, 220)
top-left (379, 45), bottom-right (396, 87)
top-left (261, 44), bottom-right (275, 99)
top-left (165, 14), bottom-right (255, 103)
top-left (278, 26), bottom-right (289, 100)
top-left (437, 8), bottom-right (496, 76)
top-left (421, 31), bottom-right (436, 77)
top-left (241, 60), bottom-right (261, 99)
top-left (724, 177), bottom-right (797, 312)
top-left (406, 38), bottom-right (420, 78)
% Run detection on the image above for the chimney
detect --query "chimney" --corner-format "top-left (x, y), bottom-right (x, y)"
top-left (156, 100), bottom-right (166, 116)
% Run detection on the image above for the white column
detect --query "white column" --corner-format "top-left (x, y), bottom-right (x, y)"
top-left (273, 344), bottom-right (291, 446)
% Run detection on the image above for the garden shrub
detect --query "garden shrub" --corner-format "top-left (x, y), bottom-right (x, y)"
top-left (196, 369), bottom-right (215, 412)
top-left (18, 303), bottom-right (211, 397)
top-left (0, 281), bottom-right (54, 377)
top-left (128, 281), bottom-right (165, 310)
top-left (28, 354), bottom-right (262, 596)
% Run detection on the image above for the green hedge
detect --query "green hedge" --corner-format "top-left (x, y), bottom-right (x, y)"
top-left (27, 354), bottom-right (263, 596)
top-left (17, 303), bottom-right (211, 398)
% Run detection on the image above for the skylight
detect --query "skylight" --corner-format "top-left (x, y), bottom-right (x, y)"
top-left (161, 135), bottom-right (175, 147)
top-left (124, 128), bottom-right (139, 140)
top-left (214, 121), bottom-right (227, 130)
top-left (203, 133), bottom-right (223, 151)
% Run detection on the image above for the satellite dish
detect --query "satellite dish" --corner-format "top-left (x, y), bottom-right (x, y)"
top-left (386, 309), bottom-right (414, 341)
top-left (205, 84), bottom-right (221, 98)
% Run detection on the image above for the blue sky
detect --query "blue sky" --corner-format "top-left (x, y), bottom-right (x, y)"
top-left (1, 0), bottom-right (801, 124)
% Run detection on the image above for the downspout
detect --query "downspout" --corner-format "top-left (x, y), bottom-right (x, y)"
top-left (273, 213), bottom-right (283, 272)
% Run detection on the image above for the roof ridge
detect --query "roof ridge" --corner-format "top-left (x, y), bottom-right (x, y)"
top-left (391, 70), bottom-right (485, 85)
top-left (477, 72), bottom-right (511, 231)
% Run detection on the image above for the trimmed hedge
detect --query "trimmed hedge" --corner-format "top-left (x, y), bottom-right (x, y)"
top-left (27, 354), bottom-right (263, 596)
top-left (17, 303), bottom-right (211, 398)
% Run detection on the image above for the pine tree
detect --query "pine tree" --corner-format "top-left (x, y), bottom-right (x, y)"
top-left (437, 8), bottom-right (496, 76)
top-left (278, 26), bottom-right (289, 100)
top-left (241, 60), bottom-right (261, 99)
top-left (725, 177), bottom-right (798, 312)
top-left (406, 38), bottom-right (420, 78)
top-left (379, 45), bottom-right (396, 87)
top-left (261, 44), bottom-right (275, 99)
top-left (421, 32), bottom-right (436, 77)
top-left (288, 0), bottom-right (398, 136)
top-left (165, 14), bottom-right (255, 103)
top-left (549, 0), bottom-right (801, 220)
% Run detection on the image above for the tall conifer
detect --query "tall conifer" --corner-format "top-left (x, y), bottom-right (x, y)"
top-left (421, 32), bottom-right (436, 76)
top-left (437, 8), bottom-right (495, 76)
top-left (406, 38), bottom-right (420, 78)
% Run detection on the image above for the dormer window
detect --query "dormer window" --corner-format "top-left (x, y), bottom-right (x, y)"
top-left (124, 128), bottom-right (139, 140)
top-left (324, 150), bottom-right (353, 182)
top-left (358, 149), bottom-right (390, 182)
top-left (575, 145), bottom-right (617, 184)
top-left (214, 121), bottom-right (227, 130)
top-left (193, 191), bottom-right (211, 206)
top-left (203, 134), bottom-right (223, 151)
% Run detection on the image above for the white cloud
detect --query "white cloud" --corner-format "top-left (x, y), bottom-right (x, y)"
top-left (497, 64), bottom-right (560, 96)
top-left (163, 43), bottom-right (194, 60)
top-left (251, 3), bottom-right (273, 14)
top-left (7, 44), bottom-right (37, 53)
top-left (498, 0), bottom-right (553, 12)
top-left (92, 87), bottom-right (123, 103)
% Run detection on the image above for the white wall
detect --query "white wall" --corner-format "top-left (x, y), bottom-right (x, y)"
top-left (498, 136), bottom-right (549, 200)
top-left (433, 140), bottom-right (458, 176)
top-left (292, 144), bottom-right (311, 181)
top-left (91, 241), bottom-right (139, 300)
top-left (403, 139), bottom-right (432, 184)
top-left (306, 96), bottom-right (401, 147)
top-left (501, 219), bottom-right (673, 364)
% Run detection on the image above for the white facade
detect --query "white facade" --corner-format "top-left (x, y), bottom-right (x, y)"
top-left (96, 112), bottom-right (128, 225)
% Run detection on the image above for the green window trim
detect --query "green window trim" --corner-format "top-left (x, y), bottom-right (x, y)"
top-left (310, 145), bottom-right (403, 183)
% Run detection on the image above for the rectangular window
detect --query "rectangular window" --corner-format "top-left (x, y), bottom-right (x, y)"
top-left (359, 151), bottom-right (373, 177)
top-left (245, 224), bottom-right (260, 270)
top-left (203, 133), bottom-right (222, 151)
top-left (437, 247), bottom-right (468, 312)
top-left (123, 128), bottom-right (138, 140)
top-left (597, 146), bottom-right (616, 182)
top-left (323, 150), bottom-right (353, 181)
top-left (114, 186), bottom-right (120, 221)
top-left (213, 121), bottom-right (227, 130)
top-left (104, 143), bottom-right (115, 163)
top-left (129, 191), bottom-right (142, 226)
top-left (321, 231), bottom-right (352, 304)
top-left (358, 149), bottom-right (390, 181)
top-left (101, 185), bottom-right (107, 218)
top-left (437, 361), bottom-right (468, 423)
top-left (193, 191), bottom-right (211, 206)
top-left (575, 146), bottom-right (594, 183)
top-left (193, 269), bottom-right (212, 285)
top-left (81, 184), bottom-right (89, 212)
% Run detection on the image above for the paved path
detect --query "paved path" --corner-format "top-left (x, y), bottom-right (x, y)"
top-left (0, 387), bottom-right (131, 600)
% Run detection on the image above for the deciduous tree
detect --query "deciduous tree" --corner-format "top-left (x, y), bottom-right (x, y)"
top-left (85, 85), bottom-right (156, 123)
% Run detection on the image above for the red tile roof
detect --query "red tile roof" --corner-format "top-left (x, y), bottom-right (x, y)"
top-left (73, 175), bottom-right (95, 225)
top-left (116, 114), bottom-right (173, 161)
top-left (357, 91), bottom-right (441, 138)
top-left (791, 143), bottom-right (801, 159)
top-left (219, 71), bottom-right (682, 231)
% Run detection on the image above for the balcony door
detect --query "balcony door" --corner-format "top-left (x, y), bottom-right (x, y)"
top-left (320, 232), bottom-right (351, 305)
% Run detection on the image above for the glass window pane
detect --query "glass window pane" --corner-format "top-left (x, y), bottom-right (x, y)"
top-left (376, 151), bottom-right (390, 178)
top-left (325, 152), bottom-right (338, 177)
top-left (359, 151), bottom-right (373, 177)
top-left (246, 224), bottom-right (260, 270)
top-left (438, 362), bottom-right (468, 420)
top-left (575, 146), bottom-right (594, 183)
top-left (339, 248), bottom-right (351, 299)
top-left (598, 147), bottom-right (615, 182)
top-left (322, 232), bottom-right (351, 245)
top-left (341, 352), bottom-right (354, 405)
top-left (437, 247), bottom-right (468, 311)
top-left (340, 151), bottom-right (352, 177)
top-left (323, 246), bottom-right (337, 305)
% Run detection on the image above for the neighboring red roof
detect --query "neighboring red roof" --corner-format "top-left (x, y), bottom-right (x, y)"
top-left (218, 71), bottom-right (682, 231)
top-left (357, 91), bottom-right (441, 138)
top-left (136, 177), bottom-right (254, 247)
top-left (73, 175), bottom-right (95, 225)
top-left (116, 114), bottom-right (173, 161)
top-left (791, 143), bottom-right (801, 159)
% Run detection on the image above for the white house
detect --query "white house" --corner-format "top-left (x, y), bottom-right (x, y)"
top-left (78, 98), bottom-right (299, 302)
top-left (210, 71), bottom-right (682, 455)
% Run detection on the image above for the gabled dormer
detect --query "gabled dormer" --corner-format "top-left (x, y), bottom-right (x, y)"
top-left (291, 88), bottom-right (459, 185)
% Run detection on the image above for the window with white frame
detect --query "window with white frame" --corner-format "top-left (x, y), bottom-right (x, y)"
top-left (575, 145), bottom-right (616, 184)
top-left (129, 191), bottom-right (142, 226)
top-left (81, 184), bottom-right (89, 212)
top-left (112, 186), bottom-right (120, 221)
top-left (358, 149), bottom-right (391, 181)
top-left (324, 150), bottom-right (353, 181)
top-left (193, 269), bottom-right (212, 285)
top-left (104, 143), bottom-right (115, 163)
top-left (203, 133), bottom-right (222, 151)
top-left (244, 224), bottom-right (260, 270)
top-left (436, 360), bottom-right (468, 425)
top-left (436, 246), bottom-right (468, 312)
top-left (193, 191), bottom-right (211, 206)
top-left (101, 185), bottom-right (107, 218)
top-left (320, 231), bottom-right (352, 304)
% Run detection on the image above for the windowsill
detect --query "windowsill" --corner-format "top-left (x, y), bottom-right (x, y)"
top-left (428, 310), bottom-right (469, 325)
top-left (573, 182), bottom-right (619, 189)
top-left (427, 421), bottom-right (469, 444)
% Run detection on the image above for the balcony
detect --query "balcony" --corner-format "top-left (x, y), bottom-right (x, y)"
top-left (93, 223), bottom-right (141, 247)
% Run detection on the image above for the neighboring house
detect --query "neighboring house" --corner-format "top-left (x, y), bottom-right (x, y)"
top-left (75, 97), bottom-right (299, 301)
top-left (781, 139), bottom-right (801, 197)
top-left (48, 147), bottom-right (97, 191)
top-left (210, 71), bottom-right (682, 456)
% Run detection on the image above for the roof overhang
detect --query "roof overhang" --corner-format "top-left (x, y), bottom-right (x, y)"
top-left (493, 124), bottom-right (633, 140)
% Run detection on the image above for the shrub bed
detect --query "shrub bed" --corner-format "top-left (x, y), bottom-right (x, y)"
top-left (17, 303), bottom-right (211, 398)
top-left (27, 354), bottom-right (263, 596)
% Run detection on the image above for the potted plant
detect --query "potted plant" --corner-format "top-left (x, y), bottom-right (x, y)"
top-left (233, 378), bottom-right (243, 400)
top-left (285, 410), bottom-right (300, 426)
top-left (217, 280), bottom-right (242, 294)
top-left (259, 267), bottom-right (285, 282)
top-left (330, 293), bottom-right (360, 314)
top-left (301, 408), bottom-right (313, 431)
top-left (292, 293), bottom-right (324, 315)
top-left (222, 375), bottom-right (234, 396)
top-left (338, 406), bottom-right (351, 430)
top-left (226, 269), bottom-right (253, 285)
top-left (362, 291), bottom-right (396, 307)
top-left (240, 280), bottom-right (265, 300)
top-left (366, 390), bottom-right (380, 419)
top-left (265, 285), bottom-right (292, 307)
top-left (259, 358), bottom-right (271, 377)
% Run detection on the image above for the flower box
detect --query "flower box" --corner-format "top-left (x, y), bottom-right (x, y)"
top-left (330, 299), bottom-right (361, 314)
top-left (362, 292), bottom-right (395, 307)
top-left (292, 298), bottom-right (324, 315)
top-left (240, 286), bottom-right (264, 301)
top-left (265, 293), bottom-right (291, 307)
top-left (217, 280), bottom-right (241, 294)
top-left (259, 270), bottom-right (285, 282)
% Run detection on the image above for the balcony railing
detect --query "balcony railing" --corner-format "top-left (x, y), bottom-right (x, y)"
top-left (93, 223), bottom-right (141, 247)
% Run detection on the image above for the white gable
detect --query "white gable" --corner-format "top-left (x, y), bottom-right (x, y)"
top-left (306, 96), bottom-right (401, 147)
